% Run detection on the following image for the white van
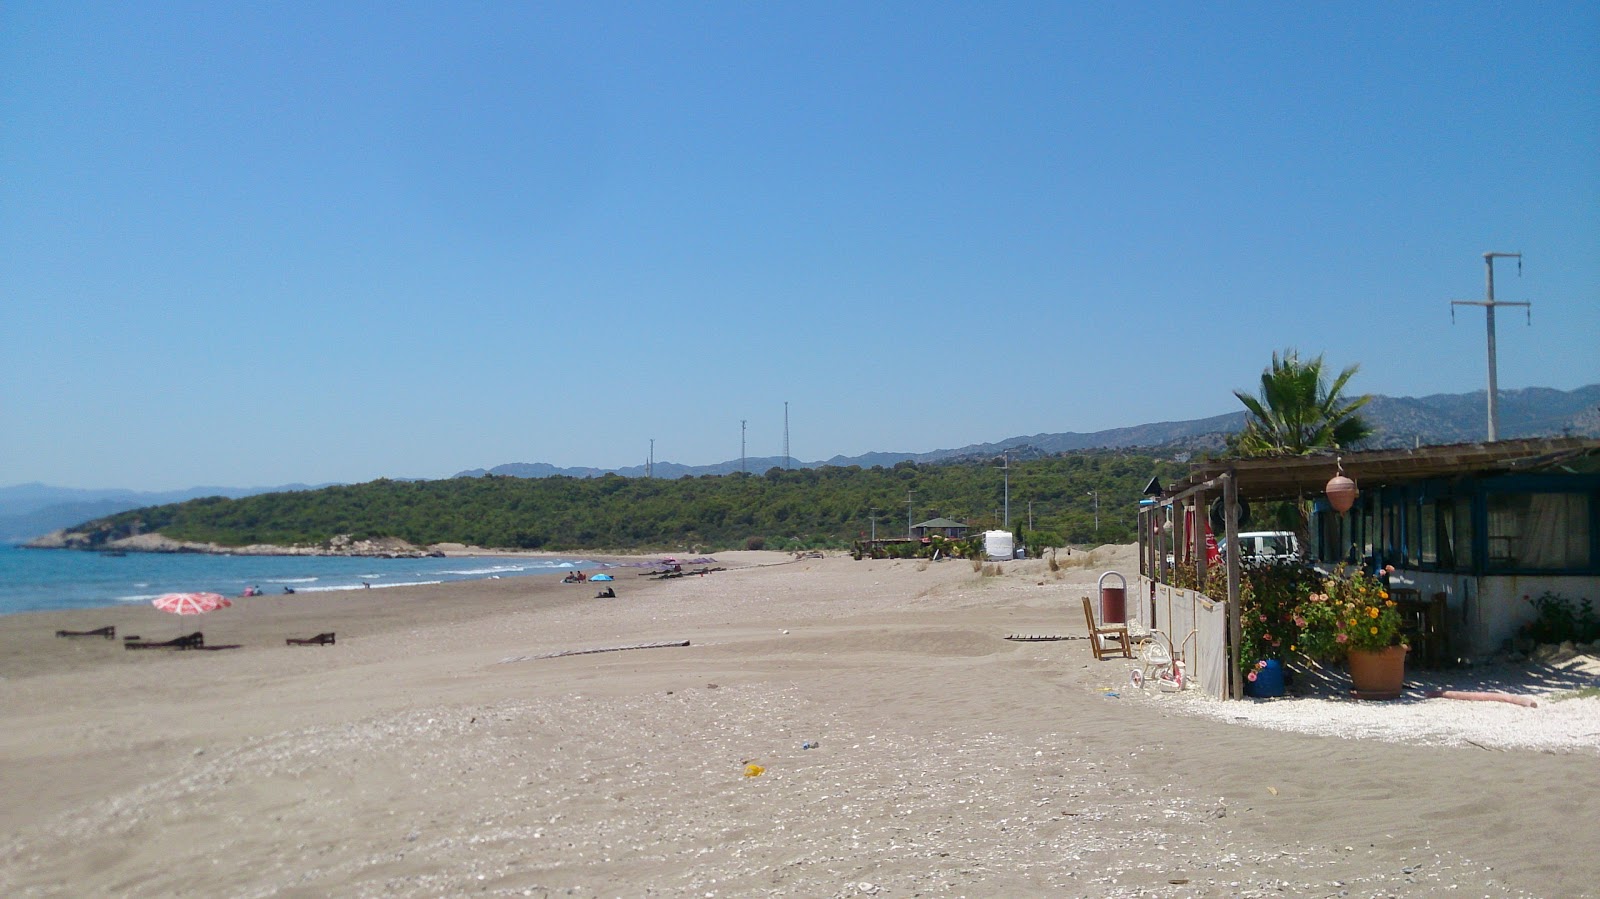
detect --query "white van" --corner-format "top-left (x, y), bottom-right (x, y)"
top-left (1222, 531), bottom-right (1300, 563)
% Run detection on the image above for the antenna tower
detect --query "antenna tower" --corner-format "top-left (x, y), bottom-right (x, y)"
top-left (783, 401), bottom-right (790, 469)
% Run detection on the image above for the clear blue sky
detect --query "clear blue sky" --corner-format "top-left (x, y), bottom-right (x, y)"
top-left (3, 2), bottom-right (1596, 491)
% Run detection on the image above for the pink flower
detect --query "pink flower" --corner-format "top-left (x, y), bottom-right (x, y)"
top-left (1294, 615), bottom-right (1307, 627)
top-left (1335, 633), bottom-right (1348, 643)
top-left (1259, 614), bottom-right (1268, 622)
top-left (1247, 671), bottom-right (1258, 682)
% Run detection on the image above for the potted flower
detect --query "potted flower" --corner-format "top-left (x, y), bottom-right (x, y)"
top-left (1238, 561), bottom-right (1320, 697)
top-left (1293, 565), bottom-right (1408, 699)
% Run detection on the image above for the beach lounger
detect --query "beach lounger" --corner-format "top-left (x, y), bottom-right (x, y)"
top-left (56, 626), bottom-right (115, 639)
top-left (285, 632), bottom-right (336, 646)
top-left (125, 632), bottom-right (204, 650)
top-left (1081, 597), bottom-right (1132, 661)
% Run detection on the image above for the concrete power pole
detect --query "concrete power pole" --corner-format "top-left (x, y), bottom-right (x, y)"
top-left (1000, 451), bottom-right (1010, 529)
top-left (1452, 252), bottom-right (1531, 442)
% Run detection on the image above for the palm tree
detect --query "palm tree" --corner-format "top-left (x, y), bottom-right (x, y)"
top-left (1232, 349), bottom-right (1373, 457)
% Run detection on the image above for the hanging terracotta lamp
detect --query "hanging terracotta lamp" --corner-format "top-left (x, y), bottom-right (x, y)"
top-left (1325, 457), bottom-right (1359, 513)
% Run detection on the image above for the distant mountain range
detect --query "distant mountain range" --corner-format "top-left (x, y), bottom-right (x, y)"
top-left (460, 384), bottom-right (1600, 479)
top-left (6, 384), bottom-right (1595, 542)
top-left (0, 483), bottom-right (328, 544)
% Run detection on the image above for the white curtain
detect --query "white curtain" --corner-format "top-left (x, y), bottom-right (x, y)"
top-left (1521, 493), bottom-right (1589, 569)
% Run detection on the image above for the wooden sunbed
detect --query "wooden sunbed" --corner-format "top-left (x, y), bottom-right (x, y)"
top-left (56, 626), bottom-right (115, 639)
top-left (286, 632), bottom-right (336, 646)
top-left (125, 632), bottom-right (204, 650)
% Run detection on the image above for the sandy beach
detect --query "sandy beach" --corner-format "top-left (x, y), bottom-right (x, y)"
top-left (2, 547), bottom-right (1597, 898)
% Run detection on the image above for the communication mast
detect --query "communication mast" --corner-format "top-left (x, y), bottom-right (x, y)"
top-left (783, 401), bottom-right (790, 469)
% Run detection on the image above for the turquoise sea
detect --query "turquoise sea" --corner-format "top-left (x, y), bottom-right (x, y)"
top-left (0, 543), bottom-right (598, 617)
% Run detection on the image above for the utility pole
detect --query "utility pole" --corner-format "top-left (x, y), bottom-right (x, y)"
top-left (1086, 489), bottom-right (1099, 535)
top-left (648, 438), bottom-right (654, 479)
top-left (869, 508), bottom-right (878, 541)
top-left (740, 420), bottom-right (746, 473)
top-left (783, 401), bottom-right (790, 469)
top-left (1028, 500), bottom-right (1037, 532)
top-left (1452, 252), bottom-right (1531, 442)
top-left (906, 490), bottom-right (914, 538)
top-left (999, 451), bottom-right (1011, 530)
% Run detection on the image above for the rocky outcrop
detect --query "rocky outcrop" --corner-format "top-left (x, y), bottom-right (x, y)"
top-left (24, 530), bottom-right (442, 558)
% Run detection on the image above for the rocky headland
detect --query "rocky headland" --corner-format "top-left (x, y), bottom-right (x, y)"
top-left (24, 530), bottom-right (442, 558)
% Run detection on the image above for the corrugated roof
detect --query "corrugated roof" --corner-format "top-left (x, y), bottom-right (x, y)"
top-left (1161, 436), bottom-right (1600, 502)
top-left (913, 517), bottom-right (969, 528)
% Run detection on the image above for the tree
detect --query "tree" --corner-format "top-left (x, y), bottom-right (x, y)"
top-left (1232, 349), bottom-right (1373, 457)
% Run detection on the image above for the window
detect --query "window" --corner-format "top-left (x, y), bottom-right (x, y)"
top-left (1406, 500), bottom-right (1421, 565)
top-left (1453, 499), bottom-right (1473, 568)
top-left (1436, 498), bottom-right (1457, 569)
top-left (1486, 492), bottom-right (1591, 570)
top-left (1420, 502), bottom-right (1438, 565)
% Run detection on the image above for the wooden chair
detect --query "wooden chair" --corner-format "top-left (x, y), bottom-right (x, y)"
top-left (1081, 596), bottom-right (1132, 660)
top-left (1396, 593), bottom-right (1448, 668)
top-left (286, 632), bottom-right (336, 646)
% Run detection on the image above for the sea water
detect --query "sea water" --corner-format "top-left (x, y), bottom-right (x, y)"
top-left (0, 543), bottom-right (597, 616)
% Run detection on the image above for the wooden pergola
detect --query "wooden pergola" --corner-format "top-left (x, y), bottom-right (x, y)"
top-left (1140, 436), bottom-right (1600, 698)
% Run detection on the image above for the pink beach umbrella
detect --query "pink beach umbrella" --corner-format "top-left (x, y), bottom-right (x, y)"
top-left (152, 592), bottom-right (232, 636)
top-left (152, 592), bottom-right (232, 616)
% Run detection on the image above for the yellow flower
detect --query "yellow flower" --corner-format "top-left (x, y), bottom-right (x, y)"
top-left (1379, 590), bottom-right (1389, 599)
top-left (1368, 607), bottom-right (1380, 618)
top-left (1385, 600), bottom-right (1395, 607)
top-left (1348, 618), bottom-right (1358, 626)
top-left (1369, 626), bottom-right (1378, 635)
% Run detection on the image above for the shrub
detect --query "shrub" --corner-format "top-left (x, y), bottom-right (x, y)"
top-left (744, 536), bottom-right (766, 551)
top-left (1522, 592), bottom-right (1600, 644)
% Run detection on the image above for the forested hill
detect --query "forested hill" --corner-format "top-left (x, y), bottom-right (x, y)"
top-left (54, 452), bottom-right (1188, 553)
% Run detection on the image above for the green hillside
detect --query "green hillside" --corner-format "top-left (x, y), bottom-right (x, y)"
top-left (68, 451), bottom-right (1183, 553)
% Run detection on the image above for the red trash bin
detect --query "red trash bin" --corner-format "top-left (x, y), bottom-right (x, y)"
top-left (1098, 572), bottom-right (1128, 624)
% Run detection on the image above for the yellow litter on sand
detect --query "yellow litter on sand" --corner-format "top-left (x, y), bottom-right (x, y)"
top-left (743, 764), bottom-right (766, 778)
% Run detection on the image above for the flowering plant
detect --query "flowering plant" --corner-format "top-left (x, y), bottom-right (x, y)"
top-left (1237, 560), bottom-right (1320, 674)
top-left (1293, 565), bottom-right (1406, 660)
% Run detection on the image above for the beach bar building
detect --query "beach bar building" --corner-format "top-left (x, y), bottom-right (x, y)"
top-left (1136, 436), bottom-right (1600, 699)
top-left (911, 517), bottom-right (970, 539)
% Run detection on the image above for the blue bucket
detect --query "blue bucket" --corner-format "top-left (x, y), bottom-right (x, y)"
top-left (1247, 659), bottom-right (1286, 698)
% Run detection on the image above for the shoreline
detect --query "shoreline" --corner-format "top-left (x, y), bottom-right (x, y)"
top-left (3, 547), bottom-right (1597, 896)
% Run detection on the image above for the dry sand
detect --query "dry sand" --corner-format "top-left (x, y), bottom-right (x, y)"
top-left (1, 546), bottom-right (1597, 898)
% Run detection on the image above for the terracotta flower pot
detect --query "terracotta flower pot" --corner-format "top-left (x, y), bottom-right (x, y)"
top-left (1348, 645), bottom-right (1407, 700)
